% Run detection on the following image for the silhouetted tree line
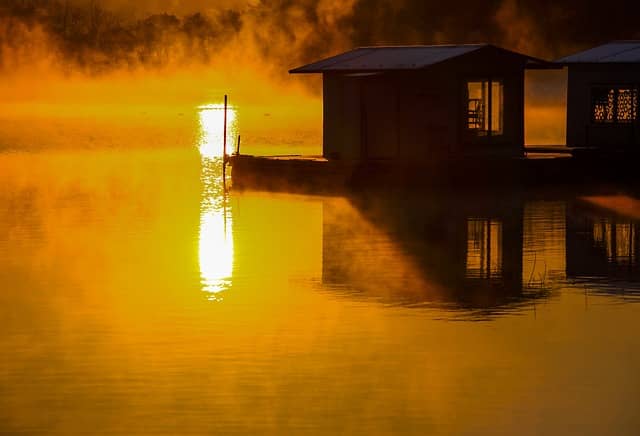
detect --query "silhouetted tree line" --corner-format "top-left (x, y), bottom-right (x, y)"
top-left (1, 0), bottom-right (639, 74)
top-left (0, 0), bottom-right (242, 72)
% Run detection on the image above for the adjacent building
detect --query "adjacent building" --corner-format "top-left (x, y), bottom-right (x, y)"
top-left (557, 41), bottom-right (640, 150)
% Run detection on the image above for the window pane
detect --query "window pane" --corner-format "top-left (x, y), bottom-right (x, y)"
top-left (617, 89), bottom-right (637, 122)
top-left (606, 89), bottom-right (616, 122)
top-left (592, 88), bottom-right (611, 122)
top-left (467, 81), bottom-right (487, 133)
top-left (467, 80), bottom-right (503, 136)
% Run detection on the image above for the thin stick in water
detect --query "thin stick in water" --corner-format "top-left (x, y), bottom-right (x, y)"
top-left (223, 94), bottom-right (228, 182)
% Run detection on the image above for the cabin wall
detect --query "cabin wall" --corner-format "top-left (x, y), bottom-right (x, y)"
top-left (321, 50), bottom-right (527, 162)
top-left (395, 71), bottom-right (459, 161)
top-left (501, 72), bottom-right (525, 153)
top-left (354, 67), bottom-right (523, 162)
top-left (323, 74), bottom-right (362, 160)
top-left (441, 50), bottom-right (525, 156)
top-left (345, 72), bottom-right (460, 162)
top-left (567, 65), bottom-right (640, 149)
top-left (359, 77), bottom-right (398, 159)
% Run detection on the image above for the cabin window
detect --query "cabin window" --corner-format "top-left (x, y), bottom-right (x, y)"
top-left (466, 80), bottom-right (503, 136)
top-left (591, 86), bottom-right (638, 123)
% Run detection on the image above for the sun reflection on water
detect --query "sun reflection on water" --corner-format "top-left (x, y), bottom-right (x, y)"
top-left (199, 201), bottom-right (233, 299)
top-left (198, 103), bottom-right (238, 159)
top-left (197, 102), bottom-right (236, 299)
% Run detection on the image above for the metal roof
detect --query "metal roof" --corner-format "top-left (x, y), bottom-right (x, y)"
top-left (556, 41), bottom-right (640, 63)
top-left (290, 44), bottom-right (543, 73)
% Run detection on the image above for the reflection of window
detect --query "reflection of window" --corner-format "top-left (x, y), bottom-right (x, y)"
top-left (467, 80), bottom-right (503, 136)
top-left (592, 86), bottom-right (638, 123)
top-left (593, 221), bottom-right (636, 264)
top-left (466, 219), bottom-right (502, 279)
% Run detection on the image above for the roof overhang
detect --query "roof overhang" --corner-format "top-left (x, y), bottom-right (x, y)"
top-left (289, 44), bottom-right (552, 75)
top-left (553, 61), bottom-right (640, 67)
top-left (555, 41), bottom-right (640, 64)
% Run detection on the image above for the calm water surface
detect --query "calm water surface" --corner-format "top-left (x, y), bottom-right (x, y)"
top-left (1, 112), bottom-right (639, 434)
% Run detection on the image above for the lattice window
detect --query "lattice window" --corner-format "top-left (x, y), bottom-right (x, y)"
top-left (592, 86), bottom-right (638, 123)
top-left (618, 89), bottom-right (637, 121)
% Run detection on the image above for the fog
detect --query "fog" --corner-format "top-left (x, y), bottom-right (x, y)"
top-left (1, 0), bottom-right (635, 148)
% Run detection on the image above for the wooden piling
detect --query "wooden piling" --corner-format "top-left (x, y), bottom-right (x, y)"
top-left (222, 94), bottom-right (228, 181)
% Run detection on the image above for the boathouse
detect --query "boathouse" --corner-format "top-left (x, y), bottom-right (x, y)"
top-left (557, 41), bottom-right (640, 150)
top-left (290, 44), bottom-right (547, 162)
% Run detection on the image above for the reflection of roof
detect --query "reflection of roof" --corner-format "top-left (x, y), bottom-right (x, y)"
top-left (557, 41), bottom-right (640, 63)
top-left (290, 44), bottom-right (546, 73)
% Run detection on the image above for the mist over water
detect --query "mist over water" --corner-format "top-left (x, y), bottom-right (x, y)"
top-left (1, 0), bottom-right (584, 149)
top-left (3, 0), bottom-right (639, 81)
top-left (2, 143), bottom-right (640, 434)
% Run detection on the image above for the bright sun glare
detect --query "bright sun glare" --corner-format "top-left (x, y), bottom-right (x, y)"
top-left (198, 102), bottom-right (236, 298)
top-left (199, 204), bottom-right (233, 299)
top-left (198, 104), bottom-right (238, 159)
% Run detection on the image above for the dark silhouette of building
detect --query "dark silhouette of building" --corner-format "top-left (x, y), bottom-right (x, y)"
top-left (557, 41), bottom-right (640, 150)
top-left (290, 45), bottom-right (547, 162)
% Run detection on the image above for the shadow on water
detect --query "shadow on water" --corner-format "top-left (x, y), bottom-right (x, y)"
top-left (320, 188), bottom-right (546, 320)
top-left (315, 186), bottom-right (640, 319)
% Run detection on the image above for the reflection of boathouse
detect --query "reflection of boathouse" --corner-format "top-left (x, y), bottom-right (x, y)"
top-left (566, 202), bottom-right (640, 281)
top-left (321, 192), bottom-right (527, 310)
top-left (320, 193), bottom-right (640, 309)
top-left (290, 45), bottom-right (548, 162)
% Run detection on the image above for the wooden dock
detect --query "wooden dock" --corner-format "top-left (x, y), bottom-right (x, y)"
top-left (229, 148), bottom-right (640, 192)
top-left (230, 154), bottom-right (354, 192)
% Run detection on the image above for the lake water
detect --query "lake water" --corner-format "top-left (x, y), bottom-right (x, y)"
top-left (1, 107), bottom-right (639, 435)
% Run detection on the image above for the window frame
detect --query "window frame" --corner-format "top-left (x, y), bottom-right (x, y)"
top-left (465, 78), bottom-right (505, 137)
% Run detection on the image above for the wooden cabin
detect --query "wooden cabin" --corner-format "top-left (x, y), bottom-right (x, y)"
top-left (558, 41), bottom-right (640, 150)
top-left (290, 44), bottom-right (547, 163)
